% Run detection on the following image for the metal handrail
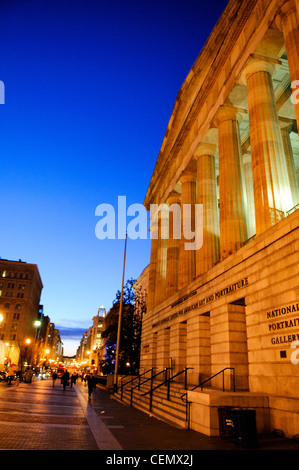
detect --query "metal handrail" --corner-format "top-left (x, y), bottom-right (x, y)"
top-left (143, 367), bottom-right (193, 412)
top-left (181, 367), bottom-right (235, 429)
top-left (129, 368), bottom-right (155, 406)
top-left (115, 368), bottom-right (154, 401)
top-left (141, 368), bottom-right (171, 411)
top-left (181, 367), bottom-right (235, 402)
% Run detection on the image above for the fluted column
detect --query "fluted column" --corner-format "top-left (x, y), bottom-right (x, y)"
top-left (194, 143), bottom-right (220, 276)
top-left (147, 219), bottom-right (159, 311)
top-left (154, 209), bottom-right (168, 305)
top-left (243, 152), bottom-right (256, 238)
top-left (276, 0), bottom-right (299, 131)
top-left (214, 106), bottom-right (247, 260)
top-left (242, 58), bottom-right (293, 235)
top-left (280, 120), bottom-right (299, 206)
top-left (178, 167), bottom-right (196, 289)
top-left (165, 191), bottom-right (181, 298)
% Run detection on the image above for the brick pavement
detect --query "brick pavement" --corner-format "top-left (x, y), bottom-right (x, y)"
top-left (0, 378), bottom-right (299, 453)
top-left (0, 377), bottom-right (120, 450)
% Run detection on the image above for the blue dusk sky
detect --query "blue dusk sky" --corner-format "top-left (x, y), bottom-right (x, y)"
top-left (0, 0), bottom-right (228, 355)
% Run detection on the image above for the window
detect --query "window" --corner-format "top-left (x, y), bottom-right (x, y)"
top-left (13, 313), bottom-right (20, 320)
top-left (15, 304), bottom-right (21, 310)
top-left (2, 271), bottom-right (6, 278)
top-left (4, 303), bottom-right (10, 309)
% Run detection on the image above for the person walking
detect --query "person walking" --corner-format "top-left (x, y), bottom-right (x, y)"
top-left (52, 371), bottom-right (58, 387)
top-left (61, 370), bottom-right (70, 391)
top-left (70, 374), bottom-right (76, 387)
top-left (87, 374), bottom-right (97, 400)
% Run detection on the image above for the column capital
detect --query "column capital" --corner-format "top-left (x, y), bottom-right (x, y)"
top-left (279, 118), bottom-right (296, 133)
top-left (167, 190), bottom-right (181, 205)
top-left (179, 161), bottom-right (197, 183)
top-left (240, 54), bottom-right (281, 83)
top-left (213, 105), bottom-right (245, 127)
top-left (275, 0), bottom-right (298, 31)
top-left (194, 143), bottom-right (217, 159)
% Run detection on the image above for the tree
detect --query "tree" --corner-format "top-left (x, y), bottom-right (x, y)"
top-left (101, 278), bottom-right (146, 375)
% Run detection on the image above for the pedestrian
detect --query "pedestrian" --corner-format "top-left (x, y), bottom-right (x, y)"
top-left (25, 367), bottom-right (33, 383)
top-left (70, 374), bottom-right (76, 387)
top-left (87, 374), bottom-right (97, 399)
top-left (52, 371), bottom-right (58, 387)
top-left (61, 370), bottom-right (70, 391)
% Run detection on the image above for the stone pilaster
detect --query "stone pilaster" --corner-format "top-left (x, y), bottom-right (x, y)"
top-left (214, 106), bottom-right (247, 260)
top-left (178, 168), bottom-right (197, 289)
top-left (242, 57), bottom-right (293, 235)
top-left (165, 191), bottom-right (181, 298)
top-left (276, 0), bottom-right (299, 131)
top-left (194, 143), bottom-right (220, 276)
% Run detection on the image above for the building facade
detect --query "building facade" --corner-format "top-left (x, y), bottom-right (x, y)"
top-left (0, 259), bottom-right (43, 371)
top-left (140, 0), bottom-right (299, 438)
top-left (76, 307), bottom-right (106, 373)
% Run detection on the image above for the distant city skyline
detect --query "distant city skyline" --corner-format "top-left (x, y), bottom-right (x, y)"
top-left (0, 0), bottom-right (229, 355)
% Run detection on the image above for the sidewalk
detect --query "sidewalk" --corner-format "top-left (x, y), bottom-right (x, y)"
top-left (0, 378), bottom-right (298, 453)
top-left (86, 382), bottom-right (299, 451)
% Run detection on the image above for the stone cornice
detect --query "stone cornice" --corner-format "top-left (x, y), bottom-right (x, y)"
top-left (144, 0), bottom-right (285, 210)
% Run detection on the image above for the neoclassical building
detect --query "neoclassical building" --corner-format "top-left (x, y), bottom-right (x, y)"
top-left (139, 0), bottom-right (299, 438)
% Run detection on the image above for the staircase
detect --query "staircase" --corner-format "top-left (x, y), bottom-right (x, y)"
top-left (113, 368), bottom-right (191, 429)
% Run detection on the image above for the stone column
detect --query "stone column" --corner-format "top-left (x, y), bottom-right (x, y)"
top-left (194, 143), bottom-right (220, 276)
top-left (276, 0), bottom-right (299, 131)
top-left (214, 106), bottom-right (247, 260)
top-left (243, 152), bottom-right (256, 238)
top-left (178, 167), bottom-right (197, 289)
top-left (280, 120), bottom-right (299, 207)
top-left (165, 191), bottom-right (181, 298)
top-left (154, 209), bottom-right (168, 305)
top-left (242, 57), bottom-right (293, 235)
top-left (147, 219), bottom-right (159, 311)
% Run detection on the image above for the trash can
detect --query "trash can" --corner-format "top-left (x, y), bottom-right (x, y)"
top-left (230, 408), bottom-right (258, 448)
top-left (218, 407), bottom-right (234, 439)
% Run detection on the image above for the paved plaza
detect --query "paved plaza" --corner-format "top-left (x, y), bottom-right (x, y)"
top-left (0, 378), bottom-right (299, 453)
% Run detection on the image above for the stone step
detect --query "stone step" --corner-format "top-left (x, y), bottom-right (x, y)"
top-left (114, 380), bottom-right (189, 428)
